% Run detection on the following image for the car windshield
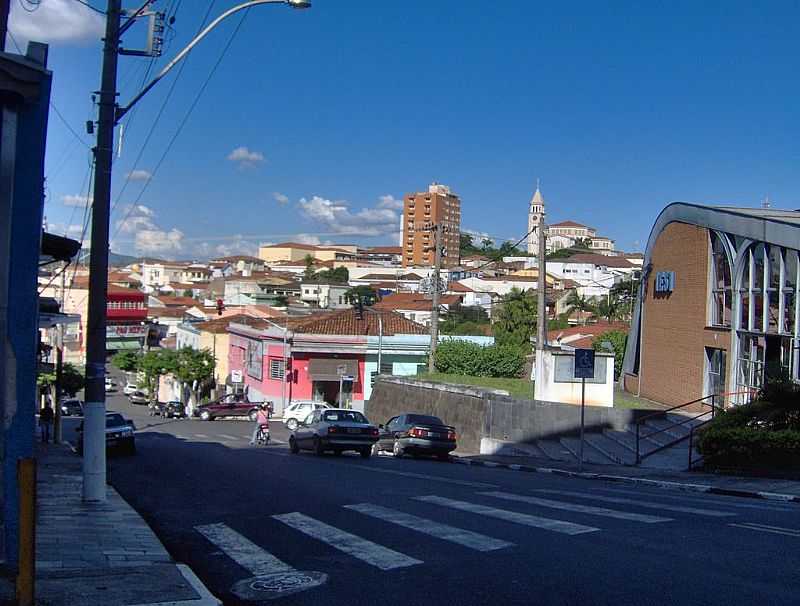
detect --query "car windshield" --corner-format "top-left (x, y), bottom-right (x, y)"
top-left (106, 414), bottom-right (126, 427)
top-left (323, 411), bottom-right (368, 424)
top-left (406, 414), bottom-right (444, 425)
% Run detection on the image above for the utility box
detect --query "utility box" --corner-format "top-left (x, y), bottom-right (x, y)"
top-left (534, 349), bottom-right (614, 406)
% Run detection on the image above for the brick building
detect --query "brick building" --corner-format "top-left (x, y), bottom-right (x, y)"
top-left (623, 203), bottom-right (800, 407)
top-left (402, 183), bottom-right (461, 268)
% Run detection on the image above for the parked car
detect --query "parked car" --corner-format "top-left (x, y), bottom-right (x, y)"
top-left (76, 412), bottom-right (136, 455)
top-left (128, 390), bottom-right (149, 405)
top-left (104, 379), bottom-right (117, 393)
top-left (289, 408), bottom-right (379, 457)
top-left (59, 398), bottom-right (83, 417)
top-left (283, 401), bottom-right (330, 431)
top-left (374, 413), bottom-right (457, 460)
top-left (122, 382), bottom-right (138, 396)
top-left (160, 401), bottom-right (186, 419)
top-left (196, 396), bottom-right (264, 421)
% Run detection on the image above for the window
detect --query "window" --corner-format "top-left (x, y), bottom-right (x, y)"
top-left (710, 232), bottom-right (732, 327)
top-left (269, 358), bottom-right (285, 381)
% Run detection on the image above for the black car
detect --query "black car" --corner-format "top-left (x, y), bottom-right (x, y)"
top-left (160, 401), bottom-right (186, 419)
top-left (76, 412), bottom-right (136, 455)
top-left (59, 398), bottom-right (83, 417)
top-left (373, 413), bottom-right (457, 460)
top-left (290, 408), bottom-right (379, 457)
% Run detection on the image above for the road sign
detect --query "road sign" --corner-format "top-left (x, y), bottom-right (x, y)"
top-left (341, 375), bottom-right (354, 382)
top-left (574, 348), bottom-right (595, 379)
top-left (231, 370), bottom-right (243, 383)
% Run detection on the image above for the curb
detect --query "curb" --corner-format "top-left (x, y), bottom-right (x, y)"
top-left (128, 564), bottom-right (221, 606)
top-left (451, 456), bottom-right (800, 504)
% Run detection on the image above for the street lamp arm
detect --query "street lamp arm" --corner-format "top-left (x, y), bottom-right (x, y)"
top-left (116, 0), bottom-right (297, 123)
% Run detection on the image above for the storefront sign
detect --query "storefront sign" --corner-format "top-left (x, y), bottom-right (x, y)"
top-left (654, 271), bottom-right (675, 293)
top-left (106, 324), bottom-right (146, 338)
top-left (246, 340), bottom-right (263, 380)
top-left (231, 370), bottom-right (243, 384)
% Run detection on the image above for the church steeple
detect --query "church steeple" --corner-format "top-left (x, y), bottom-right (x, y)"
top-left (527, 182), bottom-right (545, 255)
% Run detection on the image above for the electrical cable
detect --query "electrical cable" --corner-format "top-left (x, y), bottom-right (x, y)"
top-left (72, 0), bottom-right (106, 15)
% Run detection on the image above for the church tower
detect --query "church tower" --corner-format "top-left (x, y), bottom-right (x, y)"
top-left (527, 184), bottom-right (545, 255)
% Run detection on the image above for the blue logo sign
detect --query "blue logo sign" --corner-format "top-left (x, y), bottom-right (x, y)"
top-left (655, 271), bottom-right (675, 293)
top-left (574, 348), bottom-right (595, 379)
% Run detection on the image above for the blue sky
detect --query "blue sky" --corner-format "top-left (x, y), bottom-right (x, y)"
top-left (12, 0), bottom-right (800, 259)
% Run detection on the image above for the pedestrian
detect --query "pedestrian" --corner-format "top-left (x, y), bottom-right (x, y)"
top-left (39, 402), bottom-right (54, 444)
top-left (249, 403), bottom-right (270, 445)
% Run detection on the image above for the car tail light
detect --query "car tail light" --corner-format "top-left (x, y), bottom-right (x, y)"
top-left (409, 427), bottom-right (424, 438)
top-left (370, 428), bottom-right (379, 436)
top-left (329, 426), bottom-right (339, 434)
top-left (447, 431), bottom-right (457, 441)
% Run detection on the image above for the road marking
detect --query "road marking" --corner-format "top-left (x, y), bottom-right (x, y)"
top-left (221, 434), bottom-right (240, 440)
top-left (345, 503), bottom-right (513, 552)
top-left (351, 466), bottom-right (497, 489)
top-left (195, 523), bottom-right (294, 575)
top-left (729, 522), bottom-right (800, 537)
top-left (413, 496), bottom-right (599, 535)
top-left (533, 489), bottom-right (736, 517)
top-left (193, 433), bottom-right (210, 439)
top-left (591, 487), bottom-right (795, 512)
top-left (273, 512), bottom-right (422, 571)
top-left (481, 491), bottom-right (672, 523)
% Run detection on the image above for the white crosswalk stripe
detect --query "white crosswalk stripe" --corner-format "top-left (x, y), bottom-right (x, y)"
top-left (195, 523), bottom-right (294, 575)
top-left (220, 434), bottom-right (240, 440)
top-left (273, 512), bottom-right (422, 571)
top-left (532, 489), bottom-right (737, 517)
top-left (480, 492), bottom-right (672, 523)
top-left (414, 495), bottom-right (599, 535)
top-left (345, 503), bottom-right (513, 551)
top-left (730, 522), bottom-right (800, 538)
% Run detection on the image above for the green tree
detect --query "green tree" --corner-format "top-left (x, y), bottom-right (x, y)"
top-left (573, 237), bottom-right (592, 249)
top-left (440, 306), bottom-right (490, 335)
top-left (344, 285), bottom-right (379, 306)
top-left (565, 291), bottom-right (595, 325)
top-left (274, 295), bottom-right (289, 307)
top-left (303, 254), bottom-right (316, 281)
top-left (111, 350), bottom-right (141, 373)
top-left (183, 289), bottom-right (194, 298)
top-left (174, 348), bottom-right (215, 408)
top-left (592, 330), bottom-right (628, 379)
top-left (139, 349), bottom-right (179, 403)
top-left (610, 277), bottom-right (640, 321)
top-left (492, 288), bottom-right (537, 351)
top-left (481, 238), bottom-right (494, 252)
top-left (594, 296), bottom-right (623, 323)
top-left (315, 266), bottom-right (349, 284)
top-left (37, 363), bottom-right (85, 396)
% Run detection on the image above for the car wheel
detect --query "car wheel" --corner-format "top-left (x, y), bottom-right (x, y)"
top-left (437, 453), bottom-right (450, 462)
top-left (200, 410), bottom-right (211, 421)
top-left (371, 443), bottom-right (381, 456)
top-left (313, 437), bottom-right (325, 456)
top-left (285, 418), bottom-right (298, 431)
top-left (289, 437), bottom-right (299, 454)
top-left (249, 410), bottom-right (258, 422)
top-left (332, 449), bottom-right (342, 456)
top-left (393, 441), bottom-right (404, 458)
top-left (360, 448), bottom-right (371, 459)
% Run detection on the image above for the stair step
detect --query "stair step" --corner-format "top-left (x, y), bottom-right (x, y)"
top-left (559, 436), bottom-right (616, 465)
top-left (640, 417), bottom-right (692, 441)
top-left (583, 433), bottom-right (635, 465)
top-left (602, 429), bottom-right (661, 454)
top-left (639, 446), bottom-right (698, 471)
top-left (535, 439), bottom-right (576, 461)
top-left (665, 411), bottom-right (712, 429)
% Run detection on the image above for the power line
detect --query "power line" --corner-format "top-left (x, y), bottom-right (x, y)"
top-left (72, 0), bottom-right (106, 15)
top-left (50, 102), bottom-right (91, 148)
top-left (111, 0), bottom-right (217, 217)
top-left (112, 3), bottom-right (249, 243)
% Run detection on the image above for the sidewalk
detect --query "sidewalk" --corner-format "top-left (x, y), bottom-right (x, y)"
top-left (33, 443), bottom-right (220, 606)
top-left (453, 452), bottom-right (800, 503)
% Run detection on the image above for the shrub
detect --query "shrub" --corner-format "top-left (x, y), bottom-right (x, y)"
top-left (434, 340), bottom-right (525, 378)
top-left (696, 426), bottom-right (800, 470)
top-left (591, 330), bottom-right (627, 379)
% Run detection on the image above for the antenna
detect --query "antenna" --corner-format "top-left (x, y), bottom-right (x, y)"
top-left (762, 195), bottom-right (771, 209)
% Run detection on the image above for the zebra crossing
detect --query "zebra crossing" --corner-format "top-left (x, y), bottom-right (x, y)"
top-left (194, 488), bottom-right (752, 598)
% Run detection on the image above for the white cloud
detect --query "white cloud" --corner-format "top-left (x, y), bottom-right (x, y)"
top-left (273, 192), bottom-right (290, 205)
top-left (227, 146), bottom-right (265, 168)
top-left (135, 229), bottom-right (184, 255)
top-left (214, 235), bottom-right (258, 257)
top-left (48, 222), bottom-right (84, 239)
top-left (377, 194), bottom-right (404, 210)
top-left (295, 234), bottom-right (321, 246)
top-left (297, 195), bottom-right (400, 237)
top-left (9, 0), bottom-right (104, 46)
top-left (61, 194), bottom-right (90, 207)
top-left (126, 170), bottom-right (152, 182)
top-left (114, 204), bottom-right (184, 255)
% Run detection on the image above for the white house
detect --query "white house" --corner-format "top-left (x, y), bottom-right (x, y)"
top-left (299, 281), bottom-right (351, 309)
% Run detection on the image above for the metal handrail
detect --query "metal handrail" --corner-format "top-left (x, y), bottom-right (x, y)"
top-left (635, 390), bottom-right (755, 465)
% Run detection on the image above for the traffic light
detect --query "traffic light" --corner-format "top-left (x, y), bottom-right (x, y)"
top-left (216, 298), bottom-right (224, 316)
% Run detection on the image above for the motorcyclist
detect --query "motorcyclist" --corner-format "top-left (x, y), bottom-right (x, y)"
top-left (249, 403), bottom-right (271, 445)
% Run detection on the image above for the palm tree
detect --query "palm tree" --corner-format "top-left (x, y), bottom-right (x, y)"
top-left (594, 296), bottom-right (622, 323)
top-left (565, 290), bottom-right (595, 326)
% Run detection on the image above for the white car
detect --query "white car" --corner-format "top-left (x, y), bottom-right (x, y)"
top-left (283, 401), bottom-right (330, 431)
top-left (122, 382), bottom-right (138, 396)
top-left (104, 379), bottom-right (117, 393)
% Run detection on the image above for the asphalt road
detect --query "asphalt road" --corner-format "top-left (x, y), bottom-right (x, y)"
top-left (78, 387), bottom-right (800, 606)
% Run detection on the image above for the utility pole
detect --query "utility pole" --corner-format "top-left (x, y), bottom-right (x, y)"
top-left (536, 215), bottom-right (547, 350)
top-left (54, 266), bottom-right (66, 444)
top-left (83, 0), bottom-right (122, 502)
top-left (428, 223), bottom-right (443, 372)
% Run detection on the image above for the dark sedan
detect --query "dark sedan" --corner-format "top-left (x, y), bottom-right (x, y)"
top-left (76, 412), bottom-right (136, 456)
top-left (59, 398), bottom-right (83, 417)
top-left (160, 401), bottom-right (186, 419)
top-left (197, 396), bottom-right (261, 421)
top-left (373, 413), bottom-right (457, 460)
top-left (290, 409), bottom-right (379, 457)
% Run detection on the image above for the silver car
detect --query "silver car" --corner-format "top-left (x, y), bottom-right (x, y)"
top-left (289, 408), bottom-right (378, 458)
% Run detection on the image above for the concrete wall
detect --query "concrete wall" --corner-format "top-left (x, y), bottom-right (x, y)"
top-left (367, 376), bottom-right (659, 454)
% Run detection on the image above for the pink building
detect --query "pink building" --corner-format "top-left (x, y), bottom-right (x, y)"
top-left (227, 308), bottom-right (426, 414)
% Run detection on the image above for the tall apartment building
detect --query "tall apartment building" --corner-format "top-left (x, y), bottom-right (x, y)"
top-left (402, 183), bottom-right (461, 268)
